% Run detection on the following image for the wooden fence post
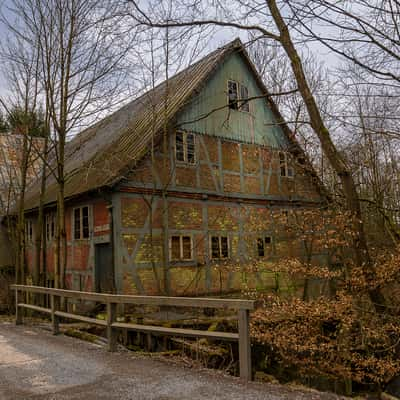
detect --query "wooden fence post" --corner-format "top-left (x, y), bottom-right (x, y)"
top-left (51, 294), bottom-right (60, 335)
top-left (15, 289), bottom-right (23, 325)
top-left (107, 302), bottom-right (117, 352)
top-left (238, 309), bottom-right (252, 381)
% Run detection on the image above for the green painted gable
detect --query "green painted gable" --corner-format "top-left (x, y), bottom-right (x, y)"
top-left (176, 51), bottom-right (289, 148)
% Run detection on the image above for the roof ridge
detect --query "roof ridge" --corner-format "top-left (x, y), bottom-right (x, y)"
top-left (67, 38), bottom-right (242, 150)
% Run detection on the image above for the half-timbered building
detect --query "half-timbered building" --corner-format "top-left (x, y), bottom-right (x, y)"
top-left (23, 39), bottom-right (326, 295)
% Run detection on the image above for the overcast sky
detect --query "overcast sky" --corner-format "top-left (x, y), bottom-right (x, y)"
top-left (0, 0), bottom-right (339, 120)
top-left (0, 0), bottom-right (12, 98)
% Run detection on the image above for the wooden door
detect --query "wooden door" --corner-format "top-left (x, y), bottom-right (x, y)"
top-left (94, 243), bottom-right (114, 293)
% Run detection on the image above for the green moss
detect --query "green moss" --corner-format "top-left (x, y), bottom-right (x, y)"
top-left (126, 344), bottom-right (144, 352)
top-left (64, 328), bottom-right (99, 343)
top-left (208, 322), bottom-right (220, 332)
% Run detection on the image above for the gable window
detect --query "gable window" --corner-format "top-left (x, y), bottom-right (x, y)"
top-left (211, 236), bottom-right (229, 259)
top-left (74, 206), bottom-right (90, 240)
top-left (227, 80), bottom-right (250, 112)
top-left (170, 235), bottom-right (193, 261)
top-left (257, 236), bottom-right (272, 257)
top-left (25, 220), bottom-right (34, 244)
top-left (175, 131), bottom-right (195, 164)
top-left (240, 85), bottom-right (249, 112)
top-left (279, 151), bottom-right (294, 178)
top-left (228, 80), bottom-right (239, 110)
top-left (46, 213), bottom-right (56, 241)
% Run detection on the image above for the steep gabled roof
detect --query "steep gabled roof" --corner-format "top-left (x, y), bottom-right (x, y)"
top-left (25, 39), bottom-right (247, 209)
top-left (24, 38), bottom-right (319, 210)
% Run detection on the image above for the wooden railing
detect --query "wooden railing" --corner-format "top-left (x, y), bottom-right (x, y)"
top-left (11, 284), bottom-right (255, 381)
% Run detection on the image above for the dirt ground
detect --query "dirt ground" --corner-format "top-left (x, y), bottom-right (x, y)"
top-left (0, 320), bottom-right (349, 400)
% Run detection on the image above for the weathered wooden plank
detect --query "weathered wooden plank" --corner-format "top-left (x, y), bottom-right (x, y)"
top-left (15, 290), bottom-right (23, 325)
top-left (54, 311), bottom-right (107, 326)
top-left (18, 303), bottom-right (51, 315)
top-left (10, 285), bottom-right (254, 310)
top-left (238, 309), bottom-right (252, 381)
top-left (12, 285), bottom-right (254, 382)
top-left (112, 322), bottom-right (239, 341)
top-left (51, 295), bottom-right (60, 335)
top-left (107, 303), bottom-right (117, 352)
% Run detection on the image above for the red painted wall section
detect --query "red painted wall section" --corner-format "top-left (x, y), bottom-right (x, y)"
top-left (24, 198), bottom-right (112, 291)
top-left (93, 201), bottom-right (110, 235)
top-left (65, 208), bottom-right (72, 241)
top-left (45, 246), bottom-right (55, 274)
top-left (26, 249), bottom-right (34, 275)
top-left (67, 244), bottom-right (90, 270)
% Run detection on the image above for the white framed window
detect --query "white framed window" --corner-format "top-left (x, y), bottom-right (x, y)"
top-left (210, 235), bottom-right (229, 259)
top-left (257, 236), bottom-right (272, 257)
top-left (175, 131), bottom-right (196, 164)
top-left (227, 80), bottom-right (250, 112)
top-left (73, 205), bottom-right (90, 240)
top-left (25, 219), bottom-right (34, 244)
top-left (45, 213), bottom-right (56, 241)
top-left (169, 235), bottom-right (193, 261)
top-left (279, 151), bottom-right (294, 178)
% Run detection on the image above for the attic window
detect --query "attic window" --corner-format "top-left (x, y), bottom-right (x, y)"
top-left (279, 151), bottom-right (294, 178)
top-left (227, 80), bottom-right (249, 112)
top-left (228, 80), bottom-right (238, 110)
top-left (175, 131), bottom-right (195, 164)
top-left (240, 85), bottom-right (249, 112)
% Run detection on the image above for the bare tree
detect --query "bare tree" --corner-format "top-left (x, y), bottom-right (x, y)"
top-left (287, 0), bottom-right (400, 88)
top-left (3, 0), bottom-right (130, 288)
top-left (0, 31), bottom-right (44, 285)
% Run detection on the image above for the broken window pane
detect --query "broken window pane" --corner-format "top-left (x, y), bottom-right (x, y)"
top-left (211, 236), bottom-right (220, 258)
top-left (171, 236), bottom-right (181, 260)
top-left (74, 206), bottom-right (89, 239)
top-left (228, 80), bottom-right (238, 110)
top-left (51, 216), bottom-right (55, 239)
top-left (279, 152), bottom-right (294, 178)
top-left (82, 206), bottom-right (89, 238)
top-left (74, 208), bottom-right (81, 239)
top-left (257, 238), bottom-right (265, 257)
top-left (46, 214), bottom-right (56, 241)
top-left (279, 152), bottom-right (287, 177)
top-left (182, 236), bottom-right (192, 259)
top-left (240, 85), bottom-right (249, 112)
top-left (175, 131), bottom-right (185, 162)
top-left (220, 237), bottom-right (229, 258)
top-left (25, 220), bottom-right (34, 243)
top-left (186, 133), bottom-right (195, 164)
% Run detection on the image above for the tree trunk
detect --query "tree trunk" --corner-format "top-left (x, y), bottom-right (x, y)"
top-left (267, 0), bottom-right (386, 311)
top-left (34, 135), bottom-right (49, 288)
top-left (16, 132), bottom-right (30, 285)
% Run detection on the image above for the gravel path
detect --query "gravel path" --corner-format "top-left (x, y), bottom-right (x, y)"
top-left (0, 321), bottom-right (346, 400)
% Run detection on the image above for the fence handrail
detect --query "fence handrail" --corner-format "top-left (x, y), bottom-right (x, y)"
top-left (10, 284), bottom-right (254, 310)
top-left (12, 284), bottom-right (254, 381)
